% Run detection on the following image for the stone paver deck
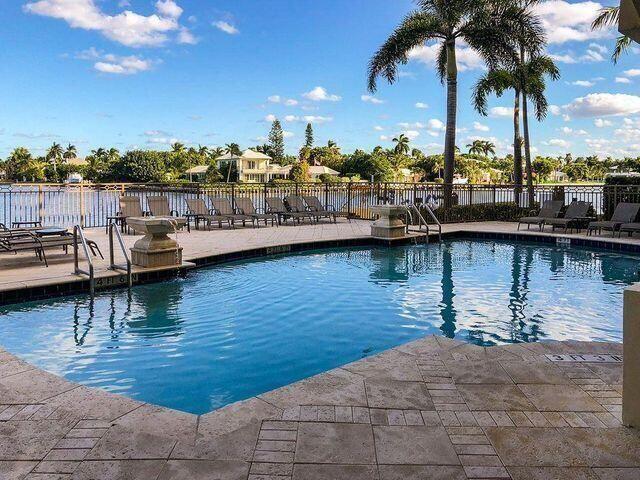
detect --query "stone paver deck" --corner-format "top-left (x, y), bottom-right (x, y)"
top-left (0, 336), bottom-right (634, 479)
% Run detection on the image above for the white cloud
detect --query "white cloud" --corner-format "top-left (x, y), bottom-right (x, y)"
top-left (373, 126), bottom-right (384, 131)
top-left (560, 126), bottom-right (588, 135)
top-left (549, 53), bottom-right (577, 64)
top-left (282, 131), bottom-right (294, 138)
top-left (302, 115), bottom-right (332, 124)
top-left (379, 135), bottom-right (389, 141)
top-left (408, 42), bottom-right (484, 72)
top-left (264, 114), bottom-right (277, 122)
top-left (533, 1), bottom-right (610, 45)
top-left (268, 95), bottom-right (281, 103)
top-left (403, 130), bottom-right (420, 140)
top-left (544, 138), bottom-right (571, 148)
top-left (302, 86), bottom-right (341, 102)
top-left (616, 77), bottom-right (632, 84)
top-left (594, 118), bottom-right (613, 127)
top-left (213, 20), bottom-right (239, 35)
top-left (284, 115), bottom-right (298, 122)
top-left (284, 99), bottom-right (298, 106)
top-left (473, 121), bottom-right (489, 132)
top-left (624, 69), bottom-right (640, 77)
top-left (571, 80), bottom-right (595, 87)
top-left (415, 102), bottom-right (429, 109)
top-left (24, 0), bottom-right (187, 47)
top-left (427, 119), bottom-right (445, 131)
top-left (177, 27), bottom-right (197, 44)
top-left (267, 95), bottom-right (298, 106)
top-left (361, 94), bottom-right (384, 104)
top-left (75, 48), bottom-right (158, 75)
top-left (398, 122), bottom-right (426, 129)
top-left (490, 106), bottom-right (513, 117)
top-left (564, 93), bottom-right (640, 117)
top-left (549, 105), bottom-right (562, 116)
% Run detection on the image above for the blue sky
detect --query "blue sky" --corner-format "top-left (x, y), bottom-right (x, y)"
top-left (1, 0), bottom-right (638, 159)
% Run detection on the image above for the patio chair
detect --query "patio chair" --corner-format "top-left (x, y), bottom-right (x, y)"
top-left (302, 195), bottom-right (338, 223)
top-left (185, 198), bottom-right (231, 230)
top-left (0, 230), bottom-right (102, 267)
top-left (146, 196), bottom-right (189, 232)
top-left (107, 196), bottom-right (147, 233)
top-left (235, 197), bottom-right (278, 227)
top-left (587, 203), bottom-right (640, 236)
top-left (211, 198), bottom-right (255, 228)
top-left (265, 197), bottom-right (314, 225)
top-left (517, 200), bottom-right (564, 231)
top-left (543, 201), bottom-right (592, 233)
top-left (619, 222), bottom-right (640, 237)
top-left (284, 196), bottom-right (317, 224)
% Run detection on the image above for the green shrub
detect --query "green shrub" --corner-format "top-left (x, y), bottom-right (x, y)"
top-left (603, 174), bottom-right (640, 218)
top-left (426, 202), bottom-right (528, 223)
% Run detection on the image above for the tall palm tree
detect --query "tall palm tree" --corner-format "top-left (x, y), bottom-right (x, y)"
top-left (91, 147), bottom-right (106, 158)
top-left (171, 142), bottom-right (186, 154)
top-left (224, 143), bottom-right (241, 156)
top-left (482, 140), bottom-right (496, 157)
top-left (210, 147), bottom-right (225, 158)
top-left (107, 148), bottom-right (120, 162)
top-left (198, 145), bottom-right (209, 157)
top-left (46, 142), bottom-right (63, 178)
top-left (473, 54), bottom-right (559, 206)
top-left (392, 134), bottom-right (410, 155)
top-left (592, 6), bottom-right (632, 63)
top-left (368, 0), bottom-right (543, 205)
top-left (63, 143), bottom-right (77, 159)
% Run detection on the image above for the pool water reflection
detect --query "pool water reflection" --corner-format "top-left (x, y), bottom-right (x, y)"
top-left (0, 239), bottom-right (634, 414)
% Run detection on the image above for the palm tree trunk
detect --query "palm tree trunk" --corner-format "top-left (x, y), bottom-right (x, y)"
top-left (443, 39), bottom-right (458, 208)
top-left (513, 88), bottom-right (523, 206)
top-left (520, 46), bottom-right (535, 209)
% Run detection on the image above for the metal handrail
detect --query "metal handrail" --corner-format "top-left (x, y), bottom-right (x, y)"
top-left (418, 203), bottom-right (442, 242)
top-left (73, 225), bottom-right (95, 295)
top-left (108, 222), bottom-right (132, 287)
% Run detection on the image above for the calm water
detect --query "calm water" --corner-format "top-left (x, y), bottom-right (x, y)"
top-left (0, 239), bottom-right (635, 414)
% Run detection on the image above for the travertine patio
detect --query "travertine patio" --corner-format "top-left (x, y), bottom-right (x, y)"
top-left (0, 335), bottom-right (635, 479)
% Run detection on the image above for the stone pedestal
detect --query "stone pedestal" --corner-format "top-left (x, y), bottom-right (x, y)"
top-left (623, 283), bottom-right (640, 426)
top-left (127, 217), bottom-right (186, 268)
top-left (370, 205), bottom-right (407, 240)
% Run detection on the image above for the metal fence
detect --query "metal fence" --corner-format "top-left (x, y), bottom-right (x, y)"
top-left (0, 182), bottom-right (635, 228)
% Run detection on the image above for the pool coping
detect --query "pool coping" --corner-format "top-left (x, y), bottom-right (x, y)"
top-left (3, 225), bottom-right (640, 306)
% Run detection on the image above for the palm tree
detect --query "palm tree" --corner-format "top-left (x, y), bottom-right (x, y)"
top-left (224, 143), bottom-right (241, 156)
top-left (482, 140), bottom-right (496, 157)
top-left (91, 147), bottom-right (106, 158)
top-left (392, 134), bottom-right (410, 155)
top-left (198, 145), bottom-right (209, 157)
top-left (466, 140), bottom-right (484, 156)
top-left (210, 147), bottom-right (224, 158)
top-left (63, 143), bottom-right (77, 160)
top-left (171, 142), bottom-right (185, 154)
top-left (107, 148), bottom-right (120, 162)
top-left (368, 0), bottom-right (543, 205)
top-left (46, 142), bottom-right (63, 178)
top-left (592, 6), bottom-right (632, 64)
top-left (473, 54), bottom-right (559, 206)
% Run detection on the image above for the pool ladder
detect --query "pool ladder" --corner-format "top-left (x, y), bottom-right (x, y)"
top-left (403, 204), bottom-right (442, 243)
top-left (73, 225), bottom-right (95, 295)
top-left (108, 223), bottom-right (132, 288)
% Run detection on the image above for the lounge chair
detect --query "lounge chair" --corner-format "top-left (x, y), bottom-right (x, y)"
top-left (185, 198), bottom-right (231, 230)
top-left (0, 230), bottom-right (102, 267)
top-left (302, 195), bottom-right (338, 223)
top-left (211, 198), bottom-right (255, 228)
top-left (235, 197), bottom-right (278, 227)
top-left (619, 222), bottom-right (640, 237)
top-left (265, 197), bottom-right (314, 225)
top-left (587, 202), bottom-right (640, 236)
top-left (108, 196), bottom-right (147, 233)
top-left (284, 196), bottom-right (318, 224)
top-left (543, 201), bottom-right (592, 233)
top-left (517, 200), bottom-right (564, 231)
top-left (147, 196), bottom-right (189, 232)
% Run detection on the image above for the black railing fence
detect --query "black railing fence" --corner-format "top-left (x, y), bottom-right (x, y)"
top-left (0, 182), bottom-right (632, 228)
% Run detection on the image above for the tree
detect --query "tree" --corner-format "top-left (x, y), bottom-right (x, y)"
top-left (392, 134), bottom-right (410, 155)
top-left (473, 54), bottom-right (559, 205)
top-left (482, 140), bottom-right (496, 157)
top-left (466, 140), bottom-right (484, 156)
top-left (368, 0), bottom-right (543, 205)
top-left (198, 145), bottom-right (209, 157)
top-left (46, 142), bottom-right (63, 179)
top-left (171, 142), bottom-right (185, 154)
top-left (268, 119), bottom-right (285, 163)
top-left (63, 143), bottom-right (77, 159)
top-left (289, 161), bottom-right (310, 182)
top-left (112, 150), bottom-right (166, 182)
top-left (5, 147), bottom-right (45, 181)
top-left (305, 123), bottom-right (314, 148)
top-left (592, 6), bottom-right (632, 64)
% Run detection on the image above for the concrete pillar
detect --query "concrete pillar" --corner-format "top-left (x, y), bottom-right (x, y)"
top-left (623, 283), bottom-right (640, 426)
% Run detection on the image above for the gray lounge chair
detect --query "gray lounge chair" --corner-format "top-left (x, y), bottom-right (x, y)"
top-left (147, 196), bottom-right (189, 232)
top-left (619, 222), bottom-right (640, 237)
top-left (211, 198), bottom-right (255, 228)
top-left (543, 201), bottom-right (592, 233)
top-left (185, 198), bottom-right (231, 229)
top-left (284, 196), bottom-right (317, 224)
top-left (587, 202), bottom-right (640, 236)
top-left (265, 197), bottom-right (314, 225)
top-left (0, 230), bottom-right (102, 267)
top-left (518, 200), bottom-right (564, 231)
top-left (302, 195), bottom-right (338, 223)
top-left (110, 196), bottom-right (147, 233)
top-left (235, 197), bottom-right (278, 227)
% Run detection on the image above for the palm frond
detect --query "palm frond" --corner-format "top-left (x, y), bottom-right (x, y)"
top-left (367, 11), bottom-right (444, 92)
top-left (613, 35), bottom-right (632, 64)
top-left (591, 6), bottom-right (619, 30)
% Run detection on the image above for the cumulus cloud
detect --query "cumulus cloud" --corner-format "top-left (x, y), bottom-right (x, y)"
top-left (302, 86), bottom-right (341, 102)
top-left (616, 77), bottom-right (632, 84)
top-left (549, 105), bottom-right (562, 116)
top-left (403, 130), bottom-right (420, 140)
top-left (415, 102), bottom-right (429, 109)
top-left (564, 93), bottom-right (640, 117)
top-left (571, 80), bottom-right (595, 87)
top-left (533, 1), bottom-right (610, 44)
top-left (361, 94), bottom-right (384, 104)
top-left (373, 126), bottom-right (384, 131)
top-left (473, 122), bottom-right (490, 132)
top-left (264, 114), bottom-right (277, 122)
top-left (75, 47), bottom-right (158, 75)
top-left (282, 115), bottom-right (332, 124)
top-left (490, 106), bottom-right (514, 117)
top-left (624, 69), bottom-right (640, 77)
top-left (282, 131), bottom-right (294, 138)
top-left (594, 118), bottom-right (613, 127)
top-left (213, 20), bottom-right (239, 34)
top-left (544, 138), bottom-right (571, 149)
top-left (24, 0), bottom-right (191, 47)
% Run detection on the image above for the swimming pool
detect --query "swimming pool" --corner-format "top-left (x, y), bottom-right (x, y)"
top-left (0, 239), bottom-right (635, 414)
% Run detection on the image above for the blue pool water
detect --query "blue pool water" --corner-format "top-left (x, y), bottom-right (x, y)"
top-left (0, 239), bottom-right (636, 414)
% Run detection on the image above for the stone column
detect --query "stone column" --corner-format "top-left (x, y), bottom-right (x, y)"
top-left (623, 283), bottom-right (640, 426)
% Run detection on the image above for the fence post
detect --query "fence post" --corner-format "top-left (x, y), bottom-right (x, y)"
top-left (79, 185), bottom-right (85, 228)
top-left (469, 183), bottom-right (474, 206)
top-left (347, 182), bottom-right (353, 218)
top-left (324, 182), bottom-right (329, 209)
top-left (37, 184), bottom-right (44, 225)
top-left (231, 183), bottom-right (235, 208)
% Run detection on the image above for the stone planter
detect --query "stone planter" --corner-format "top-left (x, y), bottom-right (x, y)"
top-left (127, 217), bottom-right (186, 268)
top-left (370, 205), bottom-right (407, 240)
